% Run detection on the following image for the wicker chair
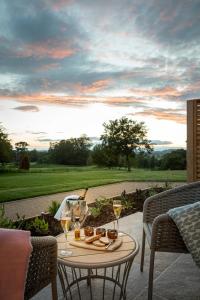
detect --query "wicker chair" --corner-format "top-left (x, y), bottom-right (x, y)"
top-left (25, 236), bottom-right (58, 300)
top-left (140, 181), bottom-right (200, 300)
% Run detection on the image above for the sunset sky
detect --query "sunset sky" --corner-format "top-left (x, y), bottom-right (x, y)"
top-left (0, 0), bottom-right (200, 150)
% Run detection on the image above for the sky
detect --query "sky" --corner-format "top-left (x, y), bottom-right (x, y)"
top-left (0, 0), bottom-right (200, 150)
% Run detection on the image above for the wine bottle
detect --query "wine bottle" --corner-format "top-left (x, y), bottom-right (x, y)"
top-left (79, 187), bottom-right (88, 200)
top-left (74, 217), bottom-right (81, 240)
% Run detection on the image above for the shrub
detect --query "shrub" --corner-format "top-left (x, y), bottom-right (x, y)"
top-left (89, 197), bottom-right (111, 218)
top-left (19, 154), bottom-right (30, 170)
top-left (0, 204), bottom-right (16, 228)
top-left (14, 213), bottom-right (27, 230)
top-left (30, 217), bottom-right (49, 235)
top-left (48, 200), bottom-right (60, 216)
top-left (119, 190), bottom-right (135, 210)
top-left (89, 206), bottom-right (101, 218)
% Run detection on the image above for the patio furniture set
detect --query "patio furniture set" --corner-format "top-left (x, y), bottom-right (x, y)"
top-left (1, 181), bottom-right (199, 300)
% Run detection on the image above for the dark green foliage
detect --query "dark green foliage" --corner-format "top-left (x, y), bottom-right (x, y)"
top-left (15, 141), bottom-right (29, 153)
top-left (19, 154), bottom-right (30, 170)
top-left (14, 213), bottom-right (28, 230)
top-left (0, 204), bottom-right (16, 228)
top-left (89, 196), bottom-right (110, 218)
top-left (160, 149), bottom-right (186, 170)
top-left (49, 135), bottom-right (91, 165)
top-left (92, 144), bottom-right (119, 168)
top-left (119, 190), bottom-right (135, 210)
top-left (48, 200), bottom-right (60, 216)
top-left (37, 151), bottom-right (50, 163)
top-left (30, 217), bottom-right (49, 235)
top-left (101, 117), bottom-right (153, 171)
top-left (0, 125), bottom-right (13, 165)
top-left (133, 152), bottom-right (159, 169)
top-left (29, 149), bottom-right (38, 162)
top-left (15, 141), bottom-right (30, 169)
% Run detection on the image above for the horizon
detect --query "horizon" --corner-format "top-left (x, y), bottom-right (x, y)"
top-left (1, 1), bottom-right (199, 150)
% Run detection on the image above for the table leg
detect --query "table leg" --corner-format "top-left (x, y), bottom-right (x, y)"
top-left (89, 269), bottom-right (93, 300)
top-left (58, 259), bottom-right (134, 300)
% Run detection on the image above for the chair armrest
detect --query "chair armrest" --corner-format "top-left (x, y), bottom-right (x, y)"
top-left (143, 181), bottom-right (200, 223)
top-left (150, 214), bottom-right (188, 252)
top-left (25, 236), bottom-right (57, 300)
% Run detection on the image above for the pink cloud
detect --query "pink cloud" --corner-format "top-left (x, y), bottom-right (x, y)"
top-left (0, 92), bottom-right (146, 107)
top-left (17, 40), bottom-right (76, 59)
top-left (73, 79), bottom-right (112, 94)
top-left (134, 108), bottom-right (186, 124)
top-left (130, 86), bottom-right (183, 98)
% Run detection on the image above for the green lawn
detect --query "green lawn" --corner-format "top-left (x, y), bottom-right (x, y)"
top-left (0, 165), bottom-right (186, 203)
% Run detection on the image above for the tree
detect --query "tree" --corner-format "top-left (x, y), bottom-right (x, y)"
top-left (20, 154), bottom-right (30, 170)
top-left (15, 141), bottom-right (29, 153)
top-left (15, 141), bottom-right (30, 169)
top-left (160, 149), bottom-right (186, 170)
top-left (29, 149), bottom-right (38, 162)
top-left (49, 135), bottom-right (91, 165)
top-left (92, 144), bottom-right (119, 168)
top-left (0, 125), bottom-right (13, 166)
top-left (101, 117), bottom-right (152, 171)
top-left (133, 152), bottom-right (159, 169)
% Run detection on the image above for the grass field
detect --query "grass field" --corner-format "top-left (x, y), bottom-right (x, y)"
top-left (0, 165), bottom-right (186, 203)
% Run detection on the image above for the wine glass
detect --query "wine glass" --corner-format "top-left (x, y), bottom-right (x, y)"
top-left (113, 200), bottom-right (122, 235)
top-left (60, 204), bottom-right (72, 256)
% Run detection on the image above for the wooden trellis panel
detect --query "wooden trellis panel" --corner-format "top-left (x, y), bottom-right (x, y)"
top-left (187, 99), bottom-right (200, 182)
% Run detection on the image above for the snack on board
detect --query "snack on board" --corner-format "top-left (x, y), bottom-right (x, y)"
top-left (93, 240), bottom-right (105, 247)
top-left (84, 226), bottom-right (94, 237)
top-left (96, 227), bottom-right (106, 237)
top-left (99, 237), bottom-right (110, 245)
top-left (85, 235), bottom-right (101, 243)
top-left (107, 229), bottom-right (118, 240)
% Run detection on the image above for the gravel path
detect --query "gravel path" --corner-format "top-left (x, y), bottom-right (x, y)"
top-left (4, 181), bottom-right (184, 220)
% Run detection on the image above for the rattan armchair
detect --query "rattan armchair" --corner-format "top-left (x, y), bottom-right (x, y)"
top-left (25, 236), bottom-right (58, 300)
top-left (140, 181), bottom-right (200, 300)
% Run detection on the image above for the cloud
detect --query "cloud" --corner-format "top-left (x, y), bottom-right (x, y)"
top-left (18, 41), bottom-right (75, 59)
top-left (0, 0), bottom-right (200, 119)
top-left (4, 1), bottom-right (82, 44)
top-left (37, 138), bottom-right (60, 142)
top-left (0, 0), bottom-right (87, 78)
top-left (130, 86), bottom-right (182, 99)
top-left (151, 140), bottom-right (173, 145)
top-left (13, 105), bottom-right (39, 112)
top-left (47, 0), bottom-right (74, 11)
top-left (26, 131), bottom-right (47, 135)
top-left (133, 108), bottom-right (186, 124)
top-left (73, 79), bottom-right (112, 94)
top-left (0, 92), bottom-right (149, 108)
top-left (133, 0), bottom-right (200, 47)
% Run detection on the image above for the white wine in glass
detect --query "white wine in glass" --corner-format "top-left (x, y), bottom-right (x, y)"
top-left (61, 217), bottom-right (71, 235)
top-left (113, 200), bottom-right (122, 235)
top-left (60, 207), bottom-right (72, 256)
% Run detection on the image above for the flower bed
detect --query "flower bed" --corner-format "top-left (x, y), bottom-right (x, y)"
top-left (1, 185), bottom-right (169, 236)
top-left (84, 187), bottom-right (165, 227)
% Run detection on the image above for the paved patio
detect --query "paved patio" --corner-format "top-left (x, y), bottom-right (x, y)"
top-left (32, 212), bottom-right (200, 300)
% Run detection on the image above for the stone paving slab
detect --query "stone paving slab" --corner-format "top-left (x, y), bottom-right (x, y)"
top-left (32, 212), bottom-right (200, 300)
top-left (4, 181), bottom-right (184, 220)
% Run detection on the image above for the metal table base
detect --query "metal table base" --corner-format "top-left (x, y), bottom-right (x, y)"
top-left (58, 258), bottom-right (134, 300)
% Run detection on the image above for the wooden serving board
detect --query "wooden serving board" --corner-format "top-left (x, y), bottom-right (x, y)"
top-left (69, 238), bottom-right (122, 252)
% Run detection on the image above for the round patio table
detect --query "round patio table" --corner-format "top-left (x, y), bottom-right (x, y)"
top-left (57, 231), bottom-right (139, 300)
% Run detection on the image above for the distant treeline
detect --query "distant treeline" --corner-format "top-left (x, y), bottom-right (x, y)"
top-left (0, 120), bottom-right (186, 171)
top-left (22, 145), bottom-right (187, 171)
